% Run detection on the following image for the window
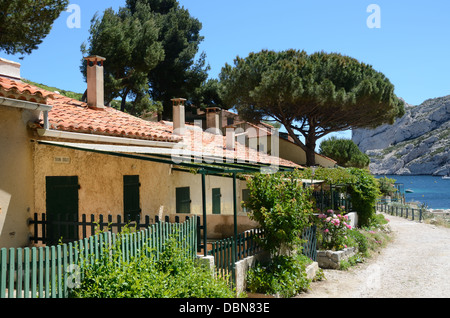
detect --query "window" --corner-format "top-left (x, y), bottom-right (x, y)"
top-left (212, 188), bottom-right (221, 215)
top-left (176, 187), bottom-right (191, 214)
top-left (124, 175), bottom-right (141, 221)
top-left (242, 189), bottom-right (250, 213)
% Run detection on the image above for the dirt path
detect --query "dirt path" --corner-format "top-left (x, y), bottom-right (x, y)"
top-left (296, 213), bottom-right (450, 298)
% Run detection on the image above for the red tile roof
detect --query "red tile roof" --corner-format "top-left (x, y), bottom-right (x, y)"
top-left (0, 77), bottom-right (55, 103)
top-left (0, 77), bottom-right (300, 167)
top-left (46, 94), bottom-right (181, 142)
top-left (179, 126), bottom-right (300, 168)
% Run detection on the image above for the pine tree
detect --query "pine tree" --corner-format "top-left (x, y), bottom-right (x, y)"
top-left (220, 49), bottom-right (405, 166)
top-left (0, 0), bottom-right (69, 55)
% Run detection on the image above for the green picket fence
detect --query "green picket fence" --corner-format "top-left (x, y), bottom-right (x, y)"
top-left (209, 226), bottom-right (317, 285)
top-left (0, 216), bottom-right (198, 299)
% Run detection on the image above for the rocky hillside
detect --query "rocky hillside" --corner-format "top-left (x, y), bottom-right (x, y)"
top-left (352, 96), bottom-right (450, 176)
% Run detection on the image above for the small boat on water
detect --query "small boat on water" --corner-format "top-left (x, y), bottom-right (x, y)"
top-left (405, 189), bottom-right (414, 193)
top-left (443, 170), bottom-right (450, 179)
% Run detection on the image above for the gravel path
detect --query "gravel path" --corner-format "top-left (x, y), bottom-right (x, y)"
top-left (297, 213), bottom-right (450, 298)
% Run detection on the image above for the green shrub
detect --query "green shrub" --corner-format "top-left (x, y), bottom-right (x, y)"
top-left (346, 229), bottom-right (369, 255)
top-left (246, 254), bottom-right (312, 298)
top-left (316, 208), bottom-right (353, 251)
top-left (347, 168), bottom-right (380, 227)
top-left (319, 137), bottom-right (370, 168)
top-left (244, 170), bottom-right (315, 255)
top-left (70, 236), bottom-right (235, 298)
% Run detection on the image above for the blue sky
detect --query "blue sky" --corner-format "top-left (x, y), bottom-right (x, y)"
top-left (3, 0), bottom-right (450, 141)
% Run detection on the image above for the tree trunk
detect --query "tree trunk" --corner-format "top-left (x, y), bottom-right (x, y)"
top-left (305, 122), bottom-right (318, 167)
top-left (120, 94), bottom-right (127, 112)
top-left (305, 135), bottom-right (317, 167)
top-left (284, 123), bottom-right (317, 167)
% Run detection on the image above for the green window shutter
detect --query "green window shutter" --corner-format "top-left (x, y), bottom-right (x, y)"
top-left (176, 187), bottom-right (191, 214)
top-left (45, 176), bottom-right (79, 245)
top-left (212, 188), bottom-right (221, 215)
top-left (124, 175), bottom-right (141, 220)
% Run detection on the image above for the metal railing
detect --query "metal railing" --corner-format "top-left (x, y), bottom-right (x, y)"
top-left (376, 202), bottom-right (425, 221)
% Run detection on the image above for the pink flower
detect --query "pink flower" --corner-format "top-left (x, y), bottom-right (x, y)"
top-left (324, 229), bottom-right (329, 233)
top-left (327, 209), bottom-right (334, 214)
top-left (318, 214), bottom-right (326, 219)
top-left (331, 218), bottom-right (340, 226)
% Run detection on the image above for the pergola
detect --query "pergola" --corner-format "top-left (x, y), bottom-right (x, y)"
top-left (37, 140), bottom-right (298, 256)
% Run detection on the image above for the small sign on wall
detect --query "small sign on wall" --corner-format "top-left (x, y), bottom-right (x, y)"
top-left (54, 156), bottom-right (71, 164)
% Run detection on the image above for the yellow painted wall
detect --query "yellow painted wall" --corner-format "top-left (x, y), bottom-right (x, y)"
top-left (0, 106), bottom-right (38, 248)
top-left (33, 143), bottom-right (252, 240)
top-left (269, 136), bottom-right (336, 168)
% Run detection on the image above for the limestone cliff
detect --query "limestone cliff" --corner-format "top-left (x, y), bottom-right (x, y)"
top-left (352, 96), bottom-right (450, 176)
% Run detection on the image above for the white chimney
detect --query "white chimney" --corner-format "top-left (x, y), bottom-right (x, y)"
top-left (172, 98), bottom-right (186, 135)
top-left (206, 107), bottom-right (221, 135)
top-left (0, 58), bottom-right (21, 80)
top-left (84, 55), bottom-right (106, 110)
top-left (226, 128), bottom-right (236, 150)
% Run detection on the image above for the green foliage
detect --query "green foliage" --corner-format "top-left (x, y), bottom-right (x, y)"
top-left (81, 3), bottom-right (164, 114)
top-left (317, 208), bottom-right (353, 251)
top-left (339, 214), bottom-right (391, 270)
top-left (70, 235), bottom-right (235, 298)
top-left (244, 170), bottom-right (315, 255)
top-left (298, 166), bottom-right (355, 185)
top-left (81, 0), bottom-right (209, 117)
top-left (347, 168), bottom-right (381, 227)
top-left (219, 49), bottom-right (405, 166)
top-left (128, 0), bottom-right (209, 120)
top-left (377, 176), bottom-right (398, 196)
top-left (0, 0), bottom-right (69, 55)
top-left (22, 79), bottom-right (83, 100)
top-left (319, 137), bottom-right (370, 168)
top-left (299, 167), bottom-right (382, 227)
top-left (246, 254), bottom-right (312, 298)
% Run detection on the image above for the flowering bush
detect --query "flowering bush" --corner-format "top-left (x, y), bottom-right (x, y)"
top-left (317, 208), bottom-right (353, 251)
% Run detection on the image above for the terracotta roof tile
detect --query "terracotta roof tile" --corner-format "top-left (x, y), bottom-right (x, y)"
top-left (178, 125), bottom-right (301, 168)
top-left (0, 78), bottom-right (300, 167)
top-left (45, 94), bottom-right (182, 142)
top-left (0, 77), bottom-right (54, 103)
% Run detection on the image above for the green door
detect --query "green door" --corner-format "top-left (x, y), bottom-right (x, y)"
top-left (46, 176), bottom-right (79, 245)
top-left (176, 187), bottom-right (191, 214)
top-left (212, 188), bottom-right (221, 215)
top-left (124, 175), bottom-right (141, 221)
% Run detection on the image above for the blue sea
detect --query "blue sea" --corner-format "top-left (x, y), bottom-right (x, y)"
top-left (378, 175), bottom-right (450, 210)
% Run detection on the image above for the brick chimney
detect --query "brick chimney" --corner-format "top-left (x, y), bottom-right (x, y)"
top-left (172, 98), bottom-right (186, 135)
top-left (84, 55), bottom-right (106, 110)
